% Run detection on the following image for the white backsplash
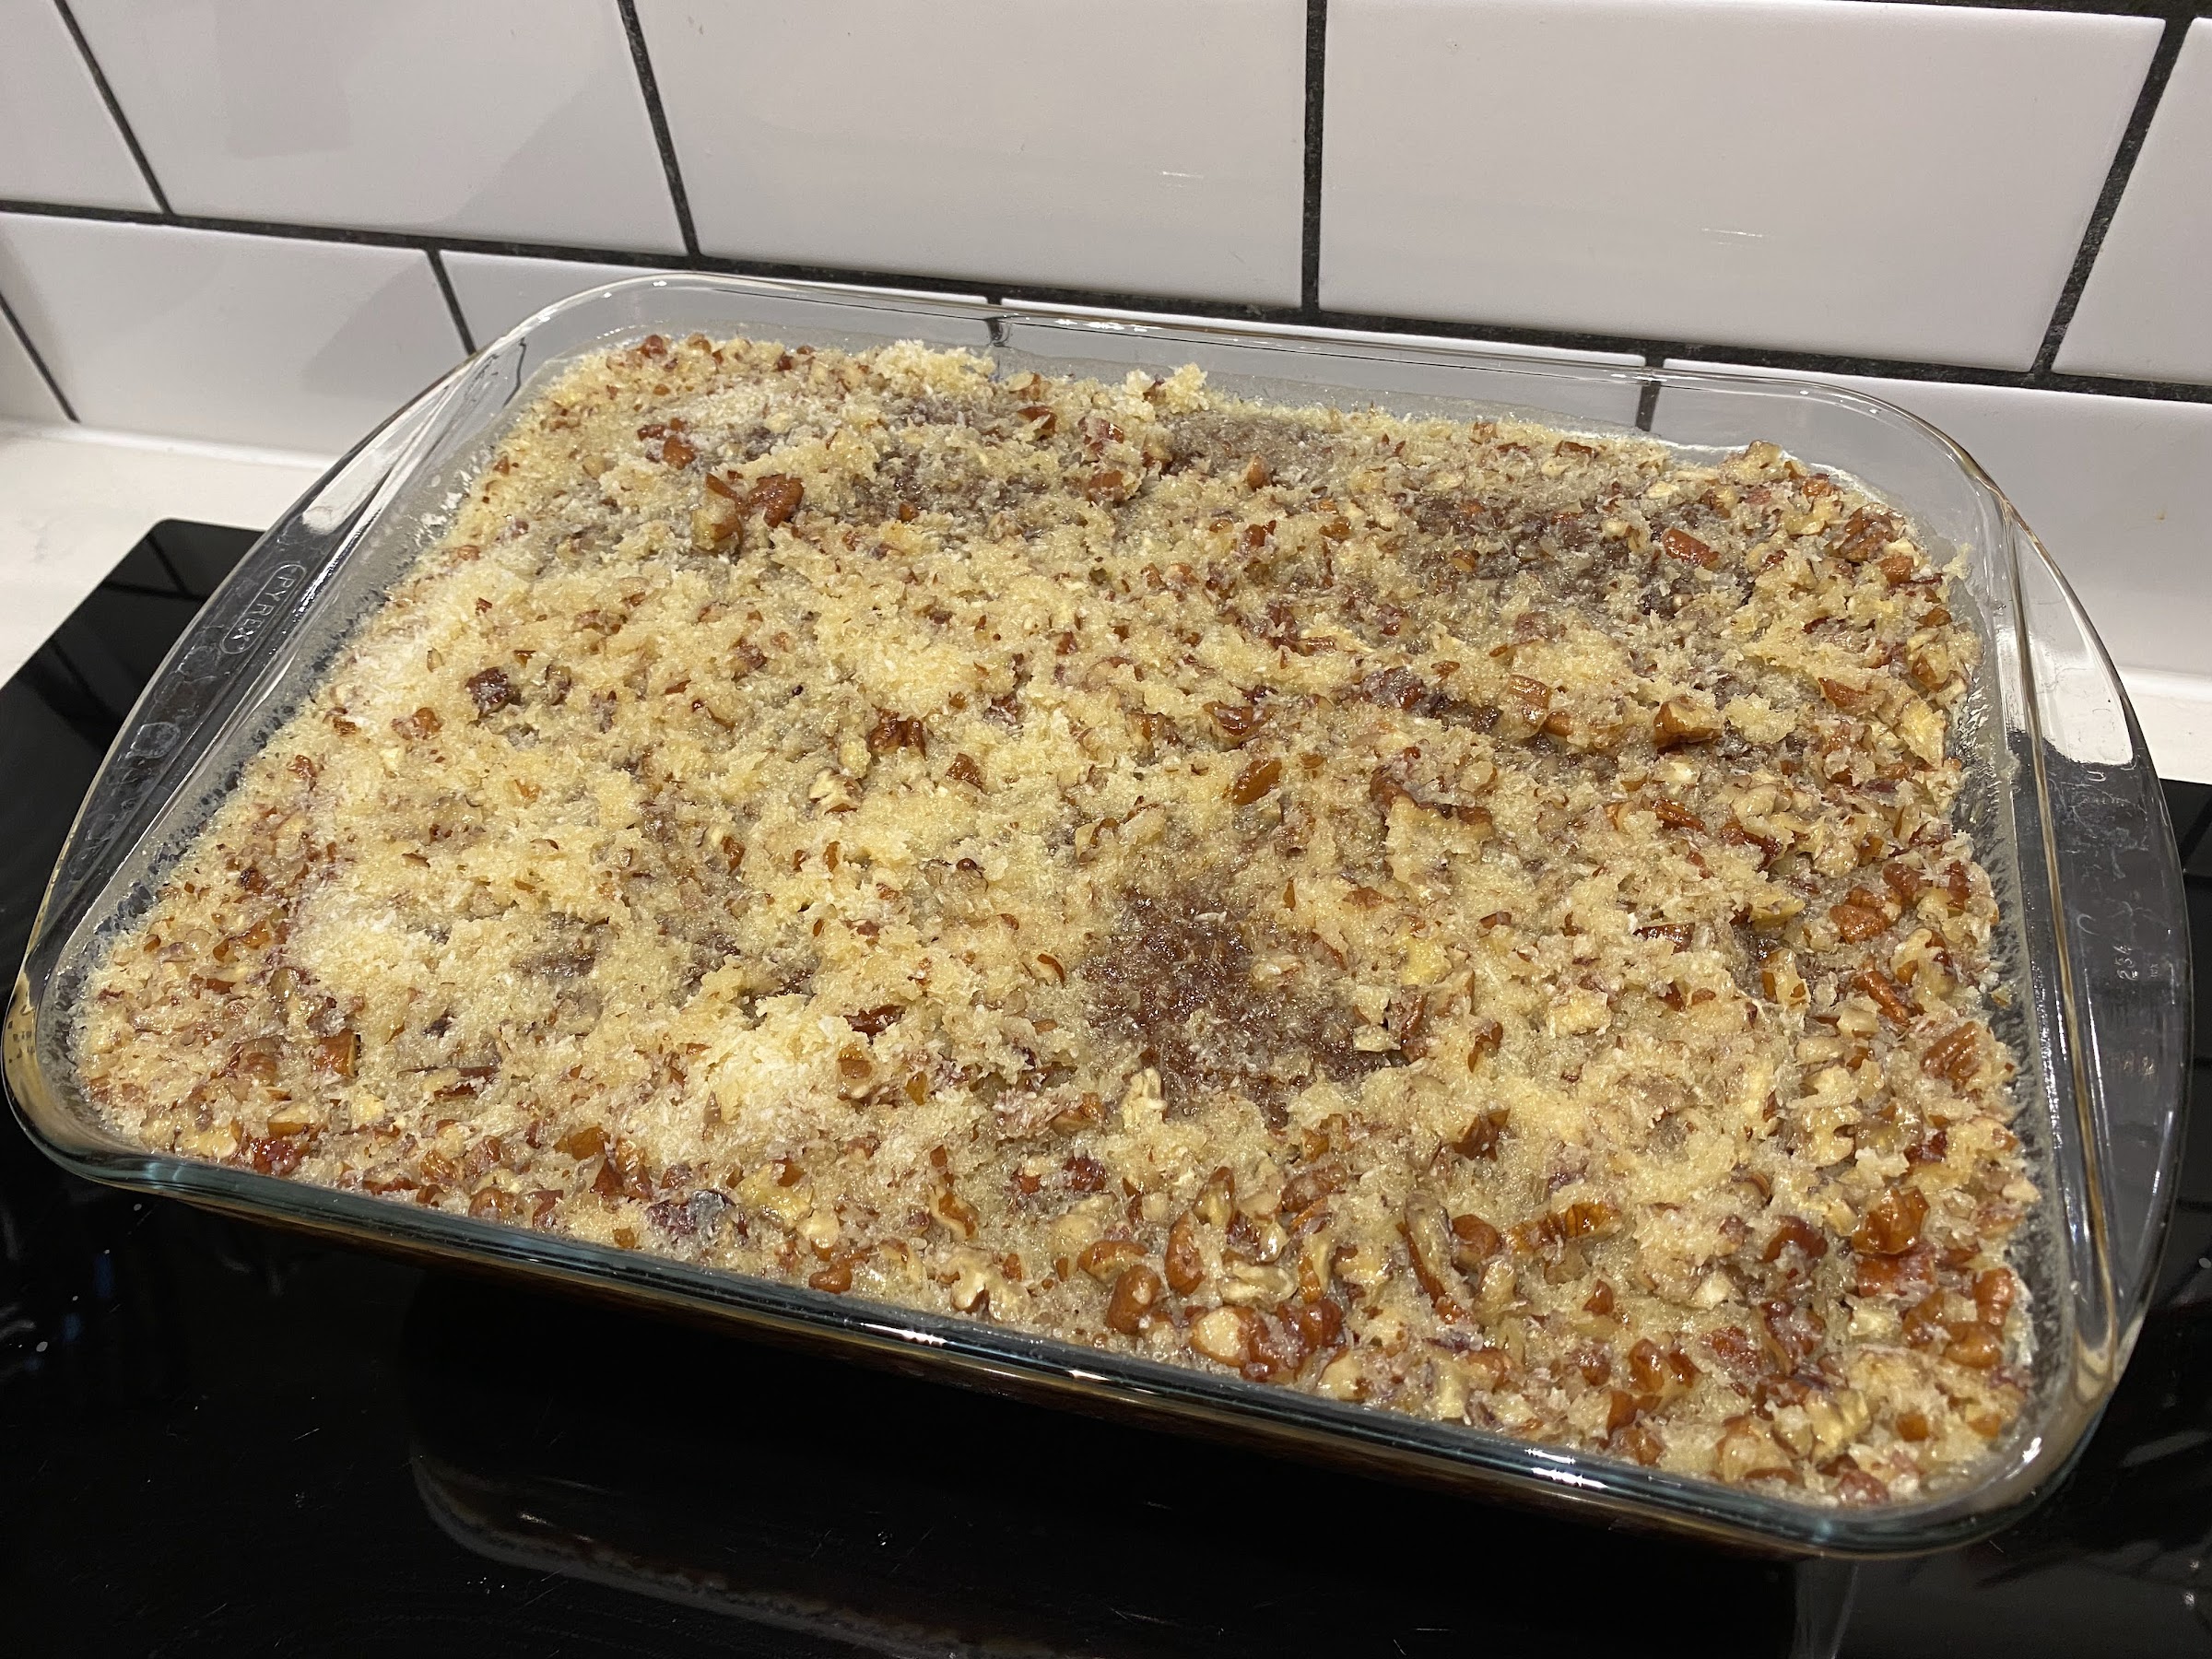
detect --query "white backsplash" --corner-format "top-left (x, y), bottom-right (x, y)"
top-left (0, 0), bottom-right (2206, 754)
top-left (1323, 0), bottom-right (2159, 370)
top-left (2057, 19), bottom-right (2212, 383)
top-left (636, 0), bottom-right (1309, 304)
top-left (0, 213), bottom-right (463, 451)
top-left (0, 0), bottom-right (154, 211)
top-left (65, 0), bottom-right (684, 249)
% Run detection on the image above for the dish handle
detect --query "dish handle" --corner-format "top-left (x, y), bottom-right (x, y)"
top-left (2015, 524), bottom-right (2192, 1367)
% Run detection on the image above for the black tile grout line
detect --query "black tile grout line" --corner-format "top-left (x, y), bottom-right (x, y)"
top-left (2034, 14), bottom-right (2194, 375)
top-left (424, 249), bottom-right (476, 357)
top-left (0, 278), bottom-right (76, 422)
top-left (1634, 372), bottom-right (1663, 433)
top-left (3, 194), bottom-right (2212, 408)
top-left (1300, 0), bottom-right (1327, 316)
top-left (50, 0), bottom-right (169, 216)
top-left (616, 0), bottom-right (700, 261)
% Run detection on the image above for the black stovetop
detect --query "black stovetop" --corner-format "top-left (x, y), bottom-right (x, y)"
top-left (3, 523), bottom-right (2206, 1659)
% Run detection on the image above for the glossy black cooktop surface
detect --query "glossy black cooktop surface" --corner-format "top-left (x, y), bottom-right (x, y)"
top-left (3, 523), bottom-right (2206, 1658)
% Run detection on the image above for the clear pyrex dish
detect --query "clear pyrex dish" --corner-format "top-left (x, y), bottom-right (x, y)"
top-left (4, 276), bottom-right (2191, 1555)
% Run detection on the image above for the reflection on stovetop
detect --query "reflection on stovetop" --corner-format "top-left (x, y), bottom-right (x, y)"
top-left (404, 1276), bottom-right (1805, 1659)
top-left (0, 524), bottom-right (2204, 1657)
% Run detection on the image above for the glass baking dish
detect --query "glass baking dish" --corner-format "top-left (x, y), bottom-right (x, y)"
top-left (4, 275), bottom-right (2190, 1556)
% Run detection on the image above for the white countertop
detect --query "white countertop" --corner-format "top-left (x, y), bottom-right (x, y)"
top-left (2120, 671), bottom-right (2211, 787)
top-left (0, 418), bottom-right (330, 687)
top-left (1, 417), bottom-right (2206, 782)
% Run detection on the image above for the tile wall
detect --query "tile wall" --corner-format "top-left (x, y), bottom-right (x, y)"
top-left (0, 0), bottom-right (2207, 700)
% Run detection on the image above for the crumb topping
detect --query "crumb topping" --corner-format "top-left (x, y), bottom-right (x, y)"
top-left (76, 331), bottom-right (2030, 1504)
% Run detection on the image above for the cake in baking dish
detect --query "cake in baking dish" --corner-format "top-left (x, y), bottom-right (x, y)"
top-left (77, 330), bottom-right (2030, 1502)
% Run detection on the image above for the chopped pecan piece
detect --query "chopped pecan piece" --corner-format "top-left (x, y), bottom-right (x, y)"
top-left (1188, 1305), bottom-right (1257, 1366)
top-left (847, 1004), bottom-right (902, 1037)
top-left (1083, 468), bottom-right (1133, 505)
top-left (1760, 1216), bottom-right (1828, 1263)
top-left (1453, 1107), bottom-right (1510, 1159)
top-left (1359, 667), bottom-right (1428, 711)
top-left (1830, 509), bottom-right (1895, 563)
top-left (312, 1030), bottom-right (359, 1078)
top-left (1401, 1194), bottom-right (1470, 1323)
top-left (1206, 700), bottom-right (1265, 744)
top-left (1829, 899), bottom-right (1888, 944)
top-left (1853, 1185), bottom-right (1929, 1256)
top-left (1079, 1238), bottom-right (1147, 1282)
top-left (1226, 757), bottom-right (1282, 806)
top-left (1450, 1213), bottom-right (1503, 1271)
top-left (1921, 1024), bottom-right (1981, 1087)
top-left (1653, 699), bottom-right (1720, 749)
top-left (748, 473), bottom-right (804, 527)
top-left (1819, 677), bottom-right (1875, 713)
top-left (465, 667), bottom-right (516, 716)
top-left (691, 490), bottom-right (744, 549)
top-left (1105, 1265), bottom-right (1165, 1335)
top-left (1165, 1214), bottom-right (1205, 1293)
top-left (867, 709), bottom-right (928, 758)
top-left (1855, 967), bottom-right (1914, 1023)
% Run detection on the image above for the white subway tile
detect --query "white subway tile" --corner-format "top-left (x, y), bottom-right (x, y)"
top-left (635, 0), bottom-right (1305, 305)
top-left (1324, 0), bottom-right (2159, 370)
top-left (0, 308), bottom-right (65, 422)
top-left (2057, 22), bottom-right (2212, 387)
top-left (0, 0), bottom-right (156, 209)
top-left (66, 0), bottom-right (682, 250)
top-left (1659, 360), bottom-right (2212, 683)
top-left (0, 217), bottom-right (465, 451)
top-left (441, 253), bottom-right (683, 347)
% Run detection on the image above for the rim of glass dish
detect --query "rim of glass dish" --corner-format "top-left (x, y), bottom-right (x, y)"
top-left (5, 272), bottom-right (2171, 1557)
